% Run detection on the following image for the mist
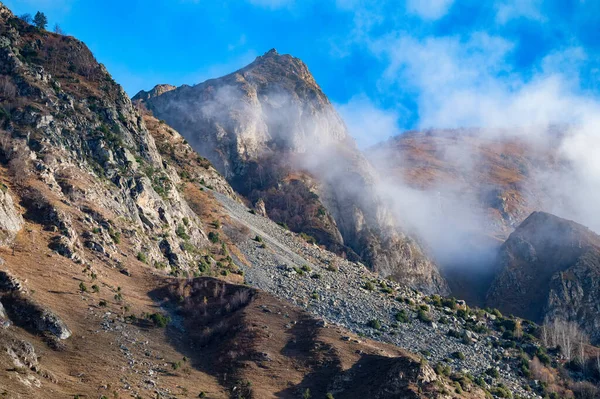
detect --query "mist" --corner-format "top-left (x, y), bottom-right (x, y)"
top-left (325, 30), bottom-right (600, 281)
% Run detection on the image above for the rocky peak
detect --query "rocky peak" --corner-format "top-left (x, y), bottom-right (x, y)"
top-left (132, 84), bottom-right (176, 103)
top-left (138, 51), bottom-right (448, 295)
top-left (487, 211), bottom-right (600, 343)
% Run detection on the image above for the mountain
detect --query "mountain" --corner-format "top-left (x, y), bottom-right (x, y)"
top-left (486, 211), bottom-right (600, 344)
top-left (0, 3), bottom-right (598, 398)
top-left (0, 5), bottom-right (476, 397)
top-left (134, 49), bottom-right (448, 295)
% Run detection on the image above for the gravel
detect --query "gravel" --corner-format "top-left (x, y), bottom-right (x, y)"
top-left (214, 191), bottom-right (541, 398)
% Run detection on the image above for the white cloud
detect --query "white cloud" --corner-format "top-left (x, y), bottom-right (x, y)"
top-left (406, 0), bottom-right (454, 20)
top-left (495, 0), bottom-right (545, 24)
top-left (336, 95), bottom-right (401, 148)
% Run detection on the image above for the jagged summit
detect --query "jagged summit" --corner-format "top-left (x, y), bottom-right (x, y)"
top-left (138, 49), bottom-right (449, 295)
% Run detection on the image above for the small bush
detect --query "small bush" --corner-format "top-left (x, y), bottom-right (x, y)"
top-left (447, 329), bottom-right (461, 339)
top-left (91, 284), bottom-right (100, 293)
top-left (300, 232), bottom-right (317, 244)
top-left (99, 300), bottom-right (108, 307)
top-left (363, 281), bottom-right (375, 291)
top-left (395, 310), bottom-right (409, 323)
top-left (208, 231), bottom-right (220, 243)
top-left (452, 351), bottom-right (466, 360)
top-left (176, 224), bottom-right (190, 240)
top-left (301, 264), bottom-right (311, 272)
top-left (417, 309), bottom-right (432, 323)
top-left (79, 282), bottom-right (87, 293)
top-left (367, 319), bottom-right (382, 330)
top-left (148, 313), bottom-right (170, 328)
top-left (137, 252), bottom-right (147, 263)
top-left (485, 367), bottom-right (500, 379)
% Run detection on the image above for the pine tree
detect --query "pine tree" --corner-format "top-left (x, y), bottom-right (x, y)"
top-left (33, 11), bottom-right (48, 30)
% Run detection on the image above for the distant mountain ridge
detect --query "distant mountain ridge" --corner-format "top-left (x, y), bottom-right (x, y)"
top-left (487, 211), bottom-right (600, 344)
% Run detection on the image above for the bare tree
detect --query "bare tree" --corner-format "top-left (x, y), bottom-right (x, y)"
top-left (542, 318), bottom-right (589, 362)
top-left (0, 76), bottom-right (17, 100)
top-left (53, 24), bottom-right (65, 35)
top-left (541, 323), bottom-right (549, 347)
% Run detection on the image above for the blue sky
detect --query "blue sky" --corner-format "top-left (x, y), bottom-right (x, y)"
top-left (3, 0), bottom-right (600, 147)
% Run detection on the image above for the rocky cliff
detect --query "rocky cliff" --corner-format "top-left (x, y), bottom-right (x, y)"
top-left (486, 211), bottom-right (600, 344)
top-left (135, 49), bottom-right (448, 294)
top-left (0, 4), bottom-right (239, 275)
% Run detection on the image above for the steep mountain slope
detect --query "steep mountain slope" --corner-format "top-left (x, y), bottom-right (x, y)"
top-left (134, 50), bottom-right (448, 294)
top-left (486, 212), bottom-right (600, 344)
top-left (1, 4), bottom-right (598, 398)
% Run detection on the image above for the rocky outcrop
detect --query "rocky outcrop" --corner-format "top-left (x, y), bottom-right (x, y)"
top-left (0, 4), bottom-right (236, 274)
top-left (329, 354), bottom-right (439, 399)
top-left (486, 211), bottom-right (600, 343)
top-left (0, 270), bottom-right (71, 339)
top-left (0, 300), bottom-right (10, 328)
top-left (0, 187), bottom-right (23, 246)
top-left (133, 84), bottom-right (176, 103)
top-left (136, 50), bottom-right (448, 294)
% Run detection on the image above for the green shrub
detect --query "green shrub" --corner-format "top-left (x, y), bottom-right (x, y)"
top-left (395, 310), bottom-right (409, 323)
top-left (91, 284), bottom-right (100, 293)
top-left (485, 367), bottom-right (500, 378)
top-left (254, 235), bottom-right (263, 243)
top-left (452, 351), bottom-right (466, 360)
top-left (208, 231), bottom-right (220, 243)
top-left (79, 282), bottom-right (88, 293)
top-left (176, 224), bottom-right (190, 240)
top-left (300, 232), bottom-right (317, 244)
top-left (435, 363), bottom-right (452, 376)
top-left (447, 329), bottom-right (461, 339)
top-left (148, 313), bottom-right (170, 328)
top-left (363, 281), bottom-right (375, 291)
top-left (137, 252), bottom-right (147, 263)
top-left (367, 319), bottom-right (382, 330)
top-left (417, 309), bottom-right (432, 323)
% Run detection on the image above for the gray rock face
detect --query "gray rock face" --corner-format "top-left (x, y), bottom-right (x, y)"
top-left (486, 211), bottom-right (600, 344)
top-left (137, 50), bottom-right (448, 294)
top-left (0, 300), bottom-right (10, 328)
top-left (0, 188), bottom-right (23, 246)
top-left (1, 293), bottom-right (72, 340)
